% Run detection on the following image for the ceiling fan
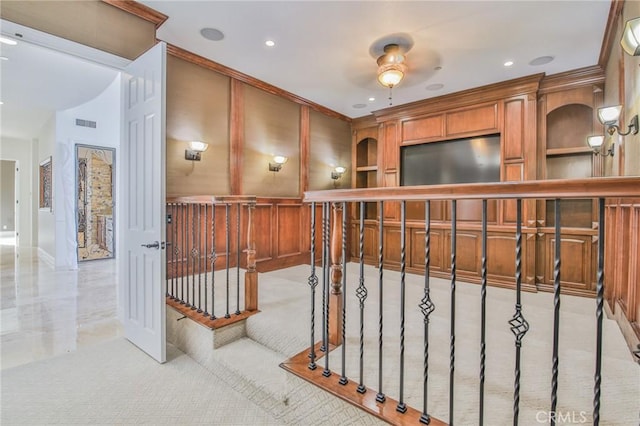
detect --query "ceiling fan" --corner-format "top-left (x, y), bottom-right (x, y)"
top-left (376, 43), bottom-right (408, 89)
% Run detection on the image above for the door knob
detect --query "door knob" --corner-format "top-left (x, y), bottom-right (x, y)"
top-left (141, 241), bottom-right (160, 249)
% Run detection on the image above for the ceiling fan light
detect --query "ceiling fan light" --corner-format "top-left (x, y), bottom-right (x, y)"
top-left (377, 63), bottom-right (406, 88)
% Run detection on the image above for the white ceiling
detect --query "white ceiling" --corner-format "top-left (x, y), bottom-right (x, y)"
top-left (142, 0), bottom-right (611, 118)
top-left (0, 21), bottom-right (120, 141)
top-left (0, 1), bottom-right (612, 142)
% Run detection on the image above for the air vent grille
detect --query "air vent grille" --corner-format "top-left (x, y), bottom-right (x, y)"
top-left (75, 119), bottom-right (97, 128)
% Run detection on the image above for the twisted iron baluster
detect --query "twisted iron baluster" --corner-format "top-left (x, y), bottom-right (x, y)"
top-left (593, 198), bottom-right (605, 425)
top-left (419, 200), bottom-right (435, 425)
top-left (320, 203), bottom-right (329, 352)
top-left (209, 204), bottom-right (217, 320)
top-left (225, 203), bottom-right (231, 319)
top-left (203, 204), bottom-right (209, 317)
top-left (197, 204), bottom-right (203, 313)
top-left (308, 202), bottom-right (318, 371)
top-left (323, 202), bottom-right (331, 378)
top-left (509, 199), bottom-right (529, 426)
top-left (236, 204), bottom-right (241, 315)
top-left (180, 203), bottom-right (186, 304)
top-left (321, 202), bottom-right (327, 353)
top-left (551, 199), bottom-right (561, 424)
top-left (397, 200), bottom-right (407, 413)
top-left (449, 200), bottom-right (456, 424)
top-left (186, 204), bottom-right (193, 307)
top-left (479, 199), bottom-right (487, 426)
top-left (339, 202), bottom-right (348, 385)
top-left (166, 203), bottom-right (172, 298)
top-left (169, 203), bottom-right (175, 299)
top-left (173, 204), bottom-right (178, 300)
top-left (190, 203), bottom-right (198, 310)
top-left (376, 200), bottom-right (386, 403)
top-left (356, 201), bottom-right (367, 393)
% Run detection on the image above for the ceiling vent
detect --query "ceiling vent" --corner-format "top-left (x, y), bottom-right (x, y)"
top-left (75, 118), bottom-right (96, 129)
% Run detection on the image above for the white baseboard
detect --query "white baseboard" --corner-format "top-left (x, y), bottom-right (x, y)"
top-left (37, 248), bottom-right (55, 267)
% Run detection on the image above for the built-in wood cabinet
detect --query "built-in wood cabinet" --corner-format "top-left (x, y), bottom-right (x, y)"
top-left (349, 68), bottom-right (609, 297)
top-left (536, 66), bottom-right (605, 295)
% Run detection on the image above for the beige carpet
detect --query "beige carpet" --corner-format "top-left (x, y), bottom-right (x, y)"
top-left (244, 263), bottom-right (640, 425)
top-left (0, 338), bottom-right (280, 425)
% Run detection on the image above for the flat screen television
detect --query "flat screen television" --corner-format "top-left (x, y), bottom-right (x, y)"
top-left (400, 134), bottom-right (501, 186)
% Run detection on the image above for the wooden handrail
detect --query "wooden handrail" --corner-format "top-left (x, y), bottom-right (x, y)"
top-left (304, 177), bottom-right (640, 202)
top-left (167, 195), bottom-right (257, 204)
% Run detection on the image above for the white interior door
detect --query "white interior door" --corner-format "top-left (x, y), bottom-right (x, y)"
top-left (121, 42), bottom-right (167, 363)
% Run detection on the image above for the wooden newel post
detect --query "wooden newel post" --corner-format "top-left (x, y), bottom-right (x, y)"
top-left (244, 201), bottom-right (258, 311)
top-left (329, 202), bottom-right (344, 346)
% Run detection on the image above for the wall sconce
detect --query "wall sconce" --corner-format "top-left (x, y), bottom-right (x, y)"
top-left (597, 106), bottom-right (638, 136)
top-left (331, 166), bottom-right (346, 180)
top-left (269, 155), bottom-right (287, 172)
top-left (586, 135), bottom-right (614, 157)
top-left (621, 17), bottom-right (640, 56)
top-left (185, 141), bottom-right (208, 161)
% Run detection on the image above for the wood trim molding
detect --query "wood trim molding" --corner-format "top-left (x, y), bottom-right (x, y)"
top-left (351, 115), bottom-right (378, 130)
top-left (101, 0), bottom-right (168, 28)
top-left (598, 0), bottom-right (625, 68)
top-left (166, 43), bottom-right (351, 123)
top-left (230, 79), bottom-right (244, 195)
top-left (538, 65), bottom-right (606, 94)
top-left (371, 73), bottom-right (544, 122)
top-left (299, 106), bottom-right (310, 194)
top-left (280, 343), bottom-right (447, 426)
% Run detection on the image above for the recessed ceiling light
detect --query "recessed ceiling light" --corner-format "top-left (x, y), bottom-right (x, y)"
top-left (0, 36), bottom-right (17, 46)
top-left (0, 56), bottom-right (8, 61)
top-left (368, 97), bottom-right (375, 102)
top-left (0, 101), bottom-right (4, 105)
top-left (529, 56), bottom-right (554, 66)
top-left (265, 40), bottom-right (275, 47)
top-left (352, 103), bottom-right (367, 109)
top-left (200, 28), bottom-right (225, 41)
top-left (504, 61), bottom-right (514, 67)
top-left (426, 83), bottom-right (444, 91)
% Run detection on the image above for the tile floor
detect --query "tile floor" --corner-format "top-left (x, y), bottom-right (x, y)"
top-left (0, 243), bottom-right (122, 370)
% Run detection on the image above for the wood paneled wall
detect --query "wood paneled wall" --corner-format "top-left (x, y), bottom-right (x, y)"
top-left (605, 199), bottom-right (640, 347)
top-left (166, 55), bottom-right (231, 197)
top-left (308, 110), bottom-right (352, 191)
top-left (165, 46), bottom-right (352, 199)
top-left (242, 85), bottom-right (301, 197)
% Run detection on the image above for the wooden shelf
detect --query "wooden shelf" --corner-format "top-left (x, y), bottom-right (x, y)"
top-left (356, 165), bottom-right (378, 172)
top-left (546, 147), bottom-right (593, 156)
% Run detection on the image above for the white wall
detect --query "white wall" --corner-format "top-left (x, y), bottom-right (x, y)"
top-left (0, 137), bottom-right (34, 246)
top-left (54, 73), bottom-right (121, 270)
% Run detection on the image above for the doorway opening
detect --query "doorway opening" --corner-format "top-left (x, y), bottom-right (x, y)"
top-left (76, 145), bottom-right (115, 261)
top-left (0, 160), bottom-right (17, 246)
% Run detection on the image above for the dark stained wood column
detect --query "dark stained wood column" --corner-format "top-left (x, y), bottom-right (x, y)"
top-left (329, 202), bottom-right (344, 346)
top-left (244, 200), bottom-right (258, 311)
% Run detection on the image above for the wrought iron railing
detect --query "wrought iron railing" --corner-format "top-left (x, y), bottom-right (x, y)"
top-left (282, 177), bottom-right (640, 426)
top-left (165, 196), bottom-right (257, 323)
